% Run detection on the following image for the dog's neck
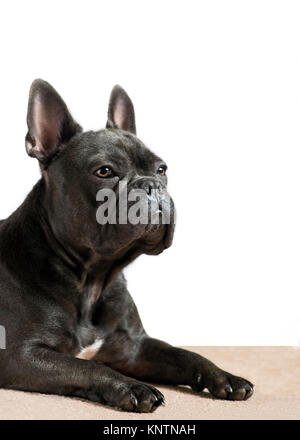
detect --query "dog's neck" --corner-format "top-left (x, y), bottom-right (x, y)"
top-left (2, 179), bottom-right (140, 299)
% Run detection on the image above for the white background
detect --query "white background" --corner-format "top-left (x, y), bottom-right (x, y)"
top-left (0, 1), bottom-right (299, 345)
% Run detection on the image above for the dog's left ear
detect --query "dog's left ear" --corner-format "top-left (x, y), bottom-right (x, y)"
top-left (106, 85), bottom-right (136, 134)
top-left (25, 79), bottom-right (82, 163)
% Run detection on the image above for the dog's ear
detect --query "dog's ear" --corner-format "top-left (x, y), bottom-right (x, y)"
top-left (106, 85), bottom-right (136, 134)
top-left (25, 79), bottom-right (82, 163)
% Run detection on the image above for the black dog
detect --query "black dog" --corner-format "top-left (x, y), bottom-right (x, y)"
top-left (0, 80), bottom-right (253, 412)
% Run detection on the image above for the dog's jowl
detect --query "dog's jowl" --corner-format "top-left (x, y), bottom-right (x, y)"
top-left (0, 80), bottom-right (253, 412)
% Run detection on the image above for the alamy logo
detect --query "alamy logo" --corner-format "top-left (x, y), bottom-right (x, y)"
top-left (0, 325), bottom-right (6, 349)
top-left (96, 181), bottom-right (174, 225)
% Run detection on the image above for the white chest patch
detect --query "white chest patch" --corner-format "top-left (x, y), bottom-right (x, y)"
top-left (75, 338), bottom-right (104, 360)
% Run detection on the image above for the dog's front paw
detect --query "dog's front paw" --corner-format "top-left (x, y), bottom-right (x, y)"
top-left (114, 382), bottom-right (165, 413)
top-left (192, 369), bottom-right (254, 401)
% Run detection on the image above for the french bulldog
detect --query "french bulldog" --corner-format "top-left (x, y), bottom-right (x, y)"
top-left (0, 80), bottom-right (253, 412)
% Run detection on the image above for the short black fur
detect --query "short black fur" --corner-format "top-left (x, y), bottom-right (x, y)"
top-left (0, 80), bottom-right (253, 412)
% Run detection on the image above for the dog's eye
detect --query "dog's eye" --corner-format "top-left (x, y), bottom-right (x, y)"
top-left (157, 165), bottom-right (167, 176)
top-left (95, 166), bottom-right (113, 178)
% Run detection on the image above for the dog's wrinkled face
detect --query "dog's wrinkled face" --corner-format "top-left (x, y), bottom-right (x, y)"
top-left (25, 80), bottom-right (175, 262)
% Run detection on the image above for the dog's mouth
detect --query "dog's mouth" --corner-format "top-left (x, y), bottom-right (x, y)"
top-left (139, 201), bottom-right (176, 255)
top-left (94, 185), bottom-right (175, 258)
top-left (142, 226), bottom-right (174, 255)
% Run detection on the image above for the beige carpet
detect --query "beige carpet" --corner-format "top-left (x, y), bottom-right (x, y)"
top-left (0, 347), bottom-right (299, 420)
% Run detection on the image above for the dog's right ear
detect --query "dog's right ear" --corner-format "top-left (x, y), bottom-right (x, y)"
top-left (25, 79), bottom-right (82, 164)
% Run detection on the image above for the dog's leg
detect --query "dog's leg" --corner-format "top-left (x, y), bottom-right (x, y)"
top-left (109, 337), bottom-right (254, 401)
top-left (6, 346), bottom-right (164, 412)
top-left (95, 281), bottom-right (253, 401)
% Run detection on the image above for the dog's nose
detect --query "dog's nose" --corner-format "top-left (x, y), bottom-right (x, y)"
top-left (133, 178), bottom-right (163, 195)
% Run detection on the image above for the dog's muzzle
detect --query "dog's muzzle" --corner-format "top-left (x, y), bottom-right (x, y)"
top-left (130, 177), bottom-right (176, 251)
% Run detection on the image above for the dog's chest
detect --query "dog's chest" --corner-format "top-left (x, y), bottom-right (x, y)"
top-left (75, 338), bottom-right (103, 360)
top-left (74, 322), bottom-right (104, 360)
top-left (74, 284), bottom-right (104, 360)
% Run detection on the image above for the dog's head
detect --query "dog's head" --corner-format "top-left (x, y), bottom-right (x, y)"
top-left (25, 80), bottom-right (175, 264)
